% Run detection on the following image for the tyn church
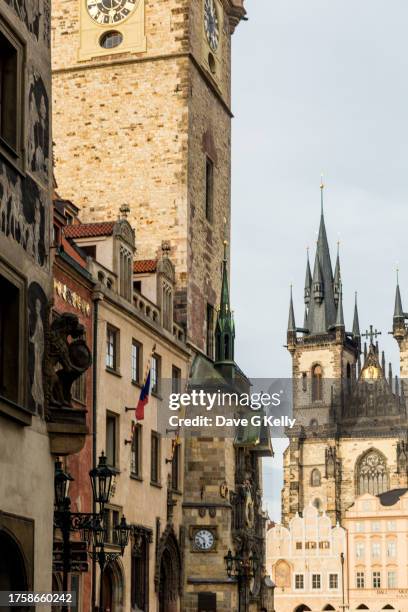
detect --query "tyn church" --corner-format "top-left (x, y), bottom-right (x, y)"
top-left (283, 184), bottom-right (408, 525)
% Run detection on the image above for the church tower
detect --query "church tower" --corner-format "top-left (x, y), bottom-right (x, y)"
top-left (282, 185), bottom-right (408, 526)
top-left (51, 0), bottom-right (246, 350)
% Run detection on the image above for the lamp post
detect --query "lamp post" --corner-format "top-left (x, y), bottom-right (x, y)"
top-left (89, 515), bottom-right (131, 611)
top-left (53, 452), bottom-right (129, 612)
top-left (224, 549), bottom-right (258, 612)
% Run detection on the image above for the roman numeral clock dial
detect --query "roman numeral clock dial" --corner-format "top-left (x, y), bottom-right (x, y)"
top-left (86, 0), bottom-right (137, 25)
top-left (204, 0), bottom-right (220, 52)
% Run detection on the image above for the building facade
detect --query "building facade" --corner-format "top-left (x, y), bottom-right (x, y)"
top-left (51, 0), bottom-right (246, 351)
top-left (0, 0), bottom-right (54, 597)
top-left (62, 210), bottom-right (191, 611)
top-left (52, 198), bottom-right (96, 609)
top-left (344, 490), bottom-right (408, 612)
top-left (266, 503), bottom-right (347, 612)
top-left (283, 186), bottom-right (408, 526)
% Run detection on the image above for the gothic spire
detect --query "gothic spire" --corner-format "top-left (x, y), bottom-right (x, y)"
top-left (305, 180), bottom-right (337, 334)
top-left (394, 272), bottom-right (404, 319)
top-left (335, 284), bottom-right (345, 329)
top-left (393, 268), bottom-right (406, 340)
top-left (303, 305), bottom-right (309, 331)
top-left (215, 240), bottom-right (235, 364)
top-left (304, 249), bottom-right (312, 305)
top-left (352, 292), bottom-right (361, 339)
top-left (333, 242), bottom-right (341, 306)
top-left (288, 285), bottom-right (296, 333)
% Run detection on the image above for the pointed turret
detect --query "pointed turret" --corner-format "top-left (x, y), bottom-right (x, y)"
top-left (215, 241), bottom-right (235, 367)
top-left (352, 292), bottom-right (360, 340)
top-left (304, 182), bottom-right (337, 334)
top-left (333, 243), bottom-right (341, 306)
top-left (304, 250), bottom-right (312, 305)
top-left (393, 269), bottom-right (405, 341)
top-left (312, 254), bottom-right (324, 303)
top-left (394, 282), bottom-right (403, 318)
top-left (303, 306), bottom-right (308, 331)
top-left (335, 284), bottom-right (345, 331)
top-left (288, 285), bottom-right (296, 333)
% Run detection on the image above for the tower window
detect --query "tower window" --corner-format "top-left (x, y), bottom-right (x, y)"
top-left (100, 31), bottom-right (123, 49)
top-left (311, 364), bottom-right (323, 401)
top-left (205, 156), bottom-right (214, 222)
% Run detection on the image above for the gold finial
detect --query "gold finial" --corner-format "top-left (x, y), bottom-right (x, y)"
top-left (320, 174), bottom-right (324, 190)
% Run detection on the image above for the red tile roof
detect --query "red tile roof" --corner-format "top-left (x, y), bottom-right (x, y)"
top-left (133, 259), bottom-right (157, 273)
top-left (64, 222), bottom-right (115, 239)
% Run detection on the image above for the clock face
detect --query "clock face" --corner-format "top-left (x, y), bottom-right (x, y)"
top-left (194, 529), bottom-right (215, 551)
top-left (204, 0), bottom-right (220, 52)
top-left (86, 0), bottom-right (137, 25)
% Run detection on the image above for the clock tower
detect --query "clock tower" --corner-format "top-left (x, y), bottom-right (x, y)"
top-left (51, 0), bottom-right (247, 351)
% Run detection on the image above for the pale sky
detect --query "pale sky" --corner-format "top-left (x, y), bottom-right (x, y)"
top-left (230, 0), bottom-right (408, 520)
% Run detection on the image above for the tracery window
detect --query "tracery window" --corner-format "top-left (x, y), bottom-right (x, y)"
top-left (312, 364), bottom-right (323, 401)
top-left (356, 450), bottom-right (389, 496)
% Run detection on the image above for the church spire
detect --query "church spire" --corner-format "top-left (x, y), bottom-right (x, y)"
top-left (335, 283), bottom-right (345, 330)
top-left (333, 242), bottom-right (341, 306)
top-left (394, 270), bottom-right (403, 318)
top-left (305, 180), bottom-right (337, 334)
top-left (304, 248), bottom-right (312, 305)
top-left (288, 285), bottom-right (296, 333)
top-left (352, 292), bottom-right (360, 339)
top-left (215, 239), bottom-right (235, 365)
top-left (393, 268), bottom-right (405, 341)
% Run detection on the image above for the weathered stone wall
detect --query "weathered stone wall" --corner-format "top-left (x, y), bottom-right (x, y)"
top-left (51, 0), bottom-right (234, 350)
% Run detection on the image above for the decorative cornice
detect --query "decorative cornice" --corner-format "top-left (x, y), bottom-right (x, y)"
top-left (224, 0), bottom-right (247, 33)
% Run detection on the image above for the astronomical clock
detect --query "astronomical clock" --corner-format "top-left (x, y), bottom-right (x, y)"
top-left (78, 0), bottom-right (146, 59)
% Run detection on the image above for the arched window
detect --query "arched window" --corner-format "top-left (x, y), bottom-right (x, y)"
top-left (311, 469), bottom-right (321, 487)
top-left (356, 449), bottom-right (389, 496)
top-left (312, 365), bottom-right (323, 401)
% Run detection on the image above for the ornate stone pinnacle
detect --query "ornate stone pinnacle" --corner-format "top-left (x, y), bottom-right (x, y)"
top-left (119, 203), bottom-right (130, 219)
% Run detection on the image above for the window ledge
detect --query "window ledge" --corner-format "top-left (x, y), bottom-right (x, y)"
top-left (130, 473), bottom-right (143, 482)
top-left (0, 395), bottom-right (32, 426)
top-left (151, 392), bottom-right (162, 400)
top-left (106, 367), bottom-right (122, 378)
top-left (171, 488), bottom-right (183, 496)
top-left (150, 481), bottom-right (162, 489)
top-left (131, 380), bottom-right (142, 389)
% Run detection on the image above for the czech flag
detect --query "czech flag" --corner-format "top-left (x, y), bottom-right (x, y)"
top-left (136, 370), bottom-right (151, 420)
